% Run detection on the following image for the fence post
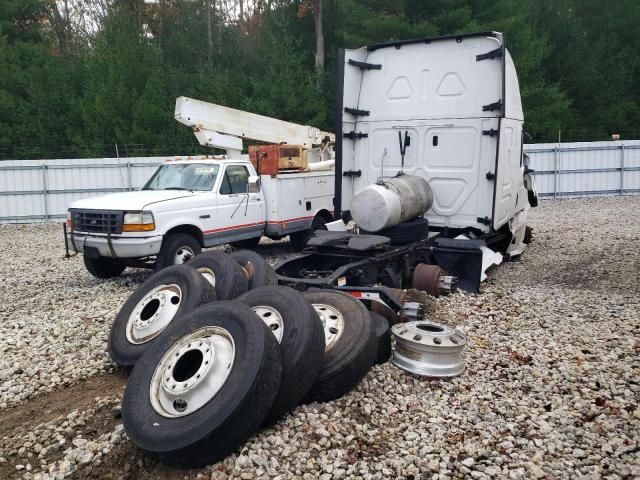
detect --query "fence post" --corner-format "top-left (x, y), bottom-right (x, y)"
top-left (553, 147), bottom-right (559, 199)
top-left (620, 144), bottom-right (625, 195)
top-left (127, 161), bottom-right (133, 191)
top-left (41, 164), bottom-right (49, 220)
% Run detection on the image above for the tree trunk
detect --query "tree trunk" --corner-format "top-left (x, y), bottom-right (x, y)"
top-left (313, 0), bottom-right (324, 71)
top-left (207, 0), bottom-right (214, 66)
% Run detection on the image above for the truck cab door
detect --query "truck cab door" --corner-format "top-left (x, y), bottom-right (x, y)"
top-left (208, 164), bottom-right (265, 244)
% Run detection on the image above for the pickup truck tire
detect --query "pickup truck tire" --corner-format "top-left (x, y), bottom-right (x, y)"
top-left (228, 250), bottom-right (278, 289)
top-left (187, 252), bottom-right (249, 300)
top-left (82, 255), bottom-right (127, 278)
top-left (108, 265), bottom-right (216, 367)
top-left (236, 286), bottom-right (325, 424)
top-left (83, 255), bottom-right (127, 279)
top-left (121, 301), bottom-right (282, 468)
top-left (302, 290), bottom-right (376, 403)
top-left (369, 312), bottom-right (392, 365)
top-left (289, 216), bottom-right (327, 251)
top-left (230, 236), bottom-right (261, 249)
top-left (360, 217), bottom-right (429, 244)
top-left (156, 233), bottom-right (202, 271)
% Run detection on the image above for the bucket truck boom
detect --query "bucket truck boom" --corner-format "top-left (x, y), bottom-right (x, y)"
top-left (174, 96), bottom-right (334, 156)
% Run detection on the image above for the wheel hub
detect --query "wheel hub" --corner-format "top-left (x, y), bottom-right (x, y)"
top-left (251, 306), bottom-right (284, 343)
top-left (311, 304), bottom-right (344, 349)
top-left (174, 246), bottom-right (195, 265)
top-left (150, 327), bottom-right (235, 418)
top-left (127, 284), bottom-right (182, 344)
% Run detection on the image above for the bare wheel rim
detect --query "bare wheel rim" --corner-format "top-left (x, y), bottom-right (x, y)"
top-left (174, 246), bottom-right (195, 265)
top-left (196, 267), bottom-right (216, 288)
top-left (311, 303), bottom-right (344, 350)
top-left (150, 326), bottom-right (235, 418)
top-left (251, 306), bottom-right (284, 343)
top-left (126, 284), bottom-right (182, 345)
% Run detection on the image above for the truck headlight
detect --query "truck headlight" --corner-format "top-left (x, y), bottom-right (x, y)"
top-left (122, 211), bottom-right (155, 232)
top-left (66, 210), bottom-right (73, 228)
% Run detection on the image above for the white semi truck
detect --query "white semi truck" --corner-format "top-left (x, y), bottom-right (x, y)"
top-left (66, 98), bottom-right (335, 278)
top-left (276, 32), bottom-right (538, 295)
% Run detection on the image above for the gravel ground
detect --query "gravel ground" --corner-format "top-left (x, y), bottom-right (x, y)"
top-left (0, 196), bottom-right (639, 480)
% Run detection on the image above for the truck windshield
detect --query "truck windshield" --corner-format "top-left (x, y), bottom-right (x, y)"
top-left (143, 164), bottom-right (220, 192)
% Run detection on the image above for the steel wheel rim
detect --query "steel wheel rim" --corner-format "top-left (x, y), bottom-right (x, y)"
top-left (126, 284), bottom-right (182, 344)
top-left (174, 246), bottom-right (195, 265)
top-left (150, 326), bottom-right (235, 418)
top-left (197, 267), bottom-right (216, 288)
top-left (311, 303), bottom-right (344, 349)
top-left (251, 306), bottom-right (284, 343)
top-left (391, 321), bottom-right (466, 377)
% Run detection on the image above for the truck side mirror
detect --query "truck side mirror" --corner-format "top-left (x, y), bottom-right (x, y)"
top-left (247, 175), bottom-right (261, 193)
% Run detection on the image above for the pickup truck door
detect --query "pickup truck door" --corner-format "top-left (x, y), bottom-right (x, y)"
top-left (205, 164), bottom-right (265, 245)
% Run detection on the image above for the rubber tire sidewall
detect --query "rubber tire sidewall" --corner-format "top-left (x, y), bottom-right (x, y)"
top-left (122, 301), bottom-right (282, 468)
top-left (83, 255), bottom-right (126, 279)
top-left (156, 233), bottom-right (202, 271)
top-left (188, 251), bottom-right (249, 300)
top-left (369, 312), bottom-right (391, 365)
top-left (108, 265), bottom-right (216, 367)
top-left (236, 286), bottom-right (325, 423)
top-left (302, 290), bottom-right (377, 403)
top-left (228, 250), bottom-right (278, 289)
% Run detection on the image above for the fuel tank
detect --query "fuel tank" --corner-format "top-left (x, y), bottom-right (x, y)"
top-left (351, 175), bottom-right (433, 232)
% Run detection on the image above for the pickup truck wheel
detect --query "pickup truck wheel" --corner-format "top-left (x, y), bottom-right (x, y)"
top-left (236, 286), bottom-right (325, 424)
top-left (108, 265), bottom-right (216, 367)
top-left (302, 290), bottom-right (377, 403)
top-left (122, 301), bottom-right (282, 468)
top-left (83, 255), bottom-right (126, 279)
top-left (156, 233), bottom-right (202, 271)
top-left (230, 236), bottom-right (261, 249)
top-left (289, 216), bottom-right (327, 251)
top-left (187, 252), bottom-right (249, 300)
top-left (369, 312), bottom-right (392, 365)
top-left (228, 250), bottom-right (278, 289)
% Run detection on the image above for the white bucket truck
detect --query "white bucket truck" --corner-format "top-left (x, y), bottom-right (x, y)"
top-left (66, 98), bottom-right (335, 278)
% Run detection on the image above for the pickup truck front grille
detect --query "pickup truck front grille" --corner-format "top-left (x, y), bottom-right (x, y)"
top-left (71, 210), bottom-right (123, 234)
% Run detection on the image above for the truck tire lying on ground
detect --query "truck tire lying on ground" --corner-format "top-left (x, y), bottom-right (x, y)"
top-left (369, 312), bottom-right (392, 365)
top-left (302, 290), bottom-right (377, 403)
top-left (236, 286), bottom-right (325, 424)
top-left (360, 217), bottom-right (429, 244)
top-left (228, 250), bottom-right (278, 289)
top-left (83, 255), bottom-right (126, 279)
top-left (187, 251), bottom-right (249, 300)
top-left (122, 301), bottom-right (282, 468)
top-left (108, 265), bottom-right (216, 367)
top-left (156, 232), bottom-right (202, 271)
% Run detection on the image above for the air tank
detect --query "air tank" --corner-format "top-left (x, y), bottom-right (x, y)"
top-left (351, 175), bottom-right (433, 232)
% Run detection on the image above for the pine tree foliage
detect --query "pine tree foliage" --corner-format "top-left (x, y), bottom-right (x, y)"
top-left (0, 0), bottom-right (638, 158)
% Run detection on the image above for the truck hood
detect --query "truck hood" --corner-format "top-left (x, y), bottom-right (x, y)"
top-left (69, 190), bottom-right (194, 211)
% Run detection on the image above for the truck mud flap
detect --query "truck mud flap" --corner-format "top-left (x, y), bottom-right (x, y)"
top-left (433, 238), bottom-right (485, 293)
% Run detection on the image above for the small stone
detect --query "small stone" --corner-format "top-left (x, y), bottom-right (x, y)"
top-left (77, 451), bottom-right (94, 465)
top-left (461, 458), bottom-right (475, 467)
top-left (72, 438), bottom-right (88, 448)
